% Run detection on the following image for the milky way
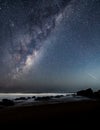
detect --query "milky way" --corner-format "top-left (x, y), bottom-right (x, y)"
top-left (0, 0), bottom-right (100, 92)
top-left (0, 0), bottom-right (71, 84)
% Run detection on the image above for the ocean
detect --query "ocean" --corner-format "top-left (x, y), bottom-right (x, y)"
top-left (0, 93), bottom-right (72, 101)
top-left (0, 93), bottom-right (90, 107)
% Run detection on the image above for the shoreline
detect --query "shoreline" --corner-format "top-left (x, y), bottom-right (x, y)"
top-left (0, 88), bottom-right (100, 127)
top-left (0, 99), bottom-right (100, 127)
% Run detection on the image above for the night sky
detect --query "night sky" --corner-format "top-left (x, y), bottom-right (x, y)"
top-left (0, 0), bottom-right (100, 92)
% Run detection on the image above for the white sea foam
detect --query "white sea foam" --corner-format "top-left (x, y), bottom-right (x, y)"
top-left (0, 93), bottom-right (72, 101)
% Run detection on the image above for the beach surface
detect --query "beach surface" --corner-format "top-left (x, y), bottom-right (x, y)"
top-left (0, 99), bottom-right (100, 128)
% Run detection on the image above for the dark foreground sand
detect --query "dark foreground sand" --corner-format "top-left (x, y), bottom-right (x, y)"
top-left (0, 100), bottom-right (100, 128)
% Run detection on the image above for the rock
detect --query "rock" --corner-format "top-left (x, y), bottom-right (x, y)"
top-left (94, 90), bottom-right (100, 99)
top-left (2, 99), bottom-right (15, 106)
top-left (35, 96), bottom-right (51, 101)
top-left (15, 97), bottom-right (27, 101)
top-left (32, 96), bottom-right (36, 99)
top-left (77, 88), bottom-right (93, 98)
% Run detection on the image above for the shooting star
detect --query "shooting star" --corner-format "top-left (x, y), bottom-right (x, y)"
top-left (87, 73), bottom-right (98, 80)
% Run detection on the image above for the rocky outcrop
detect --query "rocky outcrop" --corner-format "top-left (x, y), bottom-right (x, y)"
top-left (77, 88), bottom-right (94, 98)
top-left (77, 88), bottom-right (100, 99)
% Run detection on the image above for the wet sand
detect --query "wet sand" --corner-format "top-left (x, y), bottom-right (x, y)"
top-left (0, 100), bottom-right (100, 128)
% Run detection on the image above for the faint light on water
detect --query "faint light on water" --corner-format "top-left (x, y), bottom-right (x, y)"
top-left (0, 93), bottom-right (72, 101)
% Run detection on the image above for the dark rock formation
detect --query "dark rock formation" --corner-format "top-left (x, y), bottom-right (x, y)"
top-left (77, 88), bottom-right (94, 98)
top-left (94, 90), bottom-right (100, 99)
top-left (15, 97), bottom-right (27, 101)
top-left (2, 99), bottom-right (15, 106)
top-left (35, 96), bottom-right (51, 101)
top-left (77, 88), bottom-right (100, 100)
top-left (32, 96), bottom-right (36, 99)
top-left (54, 95), bottom-right (64, 98)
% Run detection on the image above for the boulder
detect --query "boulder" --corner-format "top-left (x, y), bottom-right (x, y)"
top-left (2, 99), bottom-right (15, 106)
top-left (77, 88), bottom-right (93, 98)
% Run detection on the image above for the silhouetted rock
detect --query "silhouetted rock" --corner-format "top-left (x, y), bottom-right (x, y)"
top-left (54, 95), bottom-right (64, 98)
top-left (15, 97), bottom-right (27, 101)
top-left (27, 97), bottom-right (31, 99)
top-left (0, 102), bottom-right (2, 105)
top-left (2, 99), bottom-right (15, 106)
top-left (94, 90), bottom-right (100, 99)
top-left (32, 96), bottom-right (36, 98)
top-left (35, 96), bottom-right (51, 101)
top-left (77, 88), bottom-right (93, 98)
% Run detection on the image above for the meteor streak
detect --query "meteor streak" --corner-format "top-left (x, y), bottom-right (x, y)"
top-left (87, 73), bottom-right (98, 80)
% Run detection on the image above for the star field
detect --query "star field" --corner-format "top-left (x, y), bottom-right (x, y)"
top-left (0, 0), bottom-right (100, 92)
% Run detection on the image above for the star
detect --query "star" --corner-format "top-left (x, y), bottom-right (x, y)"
top-left (0, 0), bottom-right (100, 92)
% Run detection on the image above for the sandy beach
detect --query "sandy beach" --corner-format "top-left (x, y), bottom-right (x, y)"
top-left (0, 100), bottom-right (100, 128)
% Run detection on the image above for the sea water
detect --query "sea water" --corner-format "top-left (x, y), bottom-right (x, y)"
top-left (0, 93), bottom-right (73, 101)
